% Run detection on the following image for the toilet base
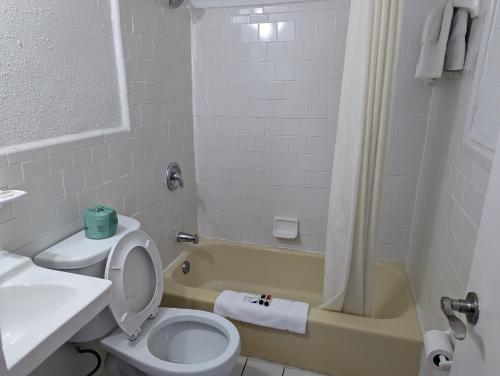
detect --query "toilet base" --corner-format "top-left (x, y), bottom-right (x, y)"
top-left (106, 354), bottom-right (147, 376)
top-left (101, 308), bottom-right (240, 376)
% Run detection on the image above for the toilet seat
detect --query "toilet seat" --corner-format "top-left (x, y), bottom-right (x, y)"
top-left (101, 308), bottom-right (241, 376)
top-left (104, 230), bottom-right (163, 340)
top-left (101, 228), bottom-right (240, 375)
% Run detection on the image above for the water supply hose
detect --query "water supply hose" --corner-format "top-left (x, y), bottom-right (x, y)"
top-left (75, 346), bottom-right (102, 376)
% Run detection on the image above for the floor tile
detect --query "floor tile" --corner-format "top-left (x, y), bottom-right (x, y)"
top-left (243, 358), bottom-right (284, 376)
top-left (284, 367), bottom-right (326, 376)
top-left (230, 357), bottom-right (248, 376)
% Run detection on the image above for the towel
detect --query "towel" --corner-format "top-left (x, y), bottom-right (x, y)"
top-left (213, 290), bottom-right (309, 334)
top-left (415, 0), bottom-right (454, 79)
top-left (445, 8), bottom-right (469, 71)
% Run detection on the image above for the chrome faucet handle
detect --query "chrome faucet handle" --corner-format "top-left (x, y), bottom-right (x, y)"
top-left (166, 161), bottom-right (184, 191)
top-left (440, 292), bottom-right (479, 340)
top-left (172, 171), bottom-right (184, 188)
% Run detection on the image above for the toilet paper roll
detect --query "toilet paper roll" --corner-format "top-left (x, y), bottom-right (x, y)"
top-left (424, 330), bottom-right (454, 371)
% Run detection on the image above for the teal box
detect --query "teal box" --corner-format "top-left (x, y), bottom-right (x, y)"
top-left (84, 206), bottom-right (118, 240)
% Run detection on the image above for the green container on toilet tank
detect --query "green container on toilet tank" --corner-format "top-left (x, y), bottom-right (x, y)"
top-left (84, 205), bottom-right (118, 239)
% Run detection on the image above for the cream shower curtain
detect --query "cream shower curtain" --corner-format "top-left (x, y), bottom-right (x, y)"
top-left (321, 0), bottom-right (403, 316)
top-left (0, 328), bottom-right (7, 375)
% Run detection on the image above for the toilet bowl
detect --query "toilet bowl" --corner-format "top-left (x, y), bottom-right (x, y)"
top-left (34, 216), bottom-right (240, 376)
top-left (102, 309), bottom-right (240, 376)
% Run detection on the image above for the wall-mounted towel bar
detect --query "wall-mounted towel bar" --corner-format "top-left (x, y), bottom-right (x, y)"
top-left (454, 0), bottom-right (480, 17)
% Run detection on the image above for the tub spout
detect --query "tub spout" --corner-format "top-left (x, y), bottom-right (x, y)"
top-left (176, 232), bottom-right (199, 244)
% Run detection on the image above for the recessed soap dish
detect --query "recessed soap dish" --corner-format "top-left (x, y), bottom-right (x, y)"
top-left (273, 217), bottom-right (299, 239)
top-left (0, 189), bottom-right (27, 208)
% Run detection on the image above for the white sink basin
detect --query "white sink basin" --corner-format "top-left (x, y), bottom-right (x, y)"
top-left (0, 251), bottom-right (112, 376)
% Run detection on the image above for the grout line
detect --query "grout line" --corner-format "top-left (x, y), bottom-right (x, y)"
top-left (240, 358), bottom-right (248, 376)
top-left (282, 366), bottom-right (286, 376)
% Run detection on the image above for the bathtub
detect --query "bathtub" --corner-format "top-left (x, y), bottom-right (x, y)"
top-left (162, 239), bottom-right (422, 376)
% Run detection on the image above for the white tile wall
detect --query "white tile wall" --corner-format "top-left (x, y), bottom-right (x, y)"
top-left (409, 82), bottom-right (492, 376)
top-left (0, 0), bottom-right (196, 270)
top-left (469, 5), bottom-right (500, 150)
top-left (192, 0), bottom-right (348, 251)
top-left (193, 0), bottom-right (435, 260)
top-left (406, 3), bottom-right (499, 376)
top-left (376, 0), bottom-right (436, 261)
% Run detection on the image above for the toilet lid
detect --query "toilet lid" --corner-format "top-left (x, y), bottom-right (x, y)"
top-left (104, 230), bottom-right (163, 340)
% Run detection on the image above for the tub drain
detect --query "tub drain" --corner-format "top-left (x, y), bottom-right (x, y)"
top-left (182, 261), bottom-right (191, 274)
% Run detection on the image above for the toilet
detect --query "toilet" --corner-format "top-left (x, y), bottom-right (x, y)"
top-left (34, 216), bottom-right (240, 376)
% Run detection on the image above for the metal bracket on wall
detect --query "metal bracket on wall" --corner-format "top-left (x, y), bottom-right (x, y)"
top-left (441, 292), bottom-right (480, 340)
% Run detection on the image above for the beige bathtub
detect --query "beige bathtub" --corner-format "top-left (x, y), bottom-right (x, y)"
top-left (162, 239), bottom-right (422, 376)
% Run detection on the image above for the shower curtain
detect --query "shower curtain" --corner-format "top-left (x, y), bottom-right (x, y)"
top-left (321, 0), bottom-right (403, 316)
top-left (0, 328), bottom-right (6, 375)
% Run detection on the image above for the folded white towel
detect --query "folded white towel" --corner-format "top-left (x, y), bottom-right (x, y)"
top-left (415, 0), bottom-right (454, 79)
top-left (445, 8), bottom-right (469, 71)
top-left (213, 290), bottom-right (309, 334)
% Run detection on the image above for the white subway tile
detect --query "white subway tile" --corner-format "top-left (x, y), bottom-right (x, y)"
top-left (233, 15), bottom-right (250, 24)
top-left (6, 145), bottom-right (48, 165)
top-left (38, 173), bottom-right (65, 205)
top-left (0, 153), bottom-right (7, 168)
top-left (259, 23), bottom-right (277, 42)
top-left (268, 42), bottom-right (286, 60)
top-left (277, 21), bottom-right (296, 42)
top-left (49, 152), bottom-right (74, 172)
top-left (0, 214), bottom-right (35, 250)
top-left (250, 43), bottom-right (268, 62)
top-left (0, 164), bottom-right (24, 188)
top-left (241, 24), bottom-right (259, 43)
top-left (239, 7), bottom-right (264, 15)
top-left (275, 62), bottom-right (294, 80)
top-left (63, 167), bottom-right (86, 196)
top-left (22, 158), bottom-right (50, 181)
top-left (83, 161), bottom-right (104, 188)
top-left (0, 204), bottom-right (14, 224)
top-left (11, 181), bottom-right (41, 217)
top-left (250, 15), bottom-right (268, 23)
top-left (77, 188), bottom-right (98, 214)
top-left (56, 197), bottom-right (80, 226)
top-left (73, 147), bottom-right (93, 166)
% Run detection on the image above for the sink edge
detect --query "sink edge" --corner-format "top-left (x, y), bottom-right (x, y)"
top-left (6, 280), bottom-right (112, 376)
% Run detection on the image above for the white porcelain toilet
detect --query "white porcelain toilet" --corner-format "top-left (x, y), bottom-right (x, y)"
top-left (34, 216), bottom-right (240, 376)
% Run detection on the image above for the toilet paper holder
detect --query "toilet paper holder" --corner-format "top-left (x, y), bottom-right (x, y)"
top-left (440, 292), bottom-right (479, 340)
top-left (424, 329), bottom-right (455, 372)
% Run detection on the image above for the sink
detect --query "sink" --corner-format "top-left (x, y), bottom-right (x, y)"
top-left (0, 251), bottom-right (112, 376)
top-left (0, 284), bottom-right (78, 347)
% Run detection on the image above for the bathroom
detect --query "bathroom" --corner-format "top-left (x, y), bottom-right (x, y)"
top-left (0, 0), bottom-right (499, 374)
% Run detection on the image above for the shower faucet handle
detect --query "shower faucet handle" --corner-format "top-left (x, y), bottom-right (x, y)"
top-left (172, 171), bottom-right (184, 188)
top-left (166, 161), bottom-right (184, 191)
top-left (440, 292), bottom-right (479, 340)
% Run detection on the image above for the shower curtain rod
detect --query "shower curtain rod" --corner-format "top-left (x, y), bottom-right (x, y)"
top-left (187, 0), bottom-right (325, 9)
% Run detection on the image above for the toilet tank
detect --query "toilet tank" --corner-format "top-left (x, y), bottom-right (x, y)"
top-left (34, 215), bottom-right (140, 342)
top-left (35, 215), bottom-right (140, 277)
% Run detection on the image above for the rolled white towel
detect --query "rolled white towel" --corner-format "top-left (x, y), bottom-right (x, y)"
top-left (213, 290), bottom-right (309, 334)
top-left (415, 0), bottom-right (454, 79)
top-left (445, 8), bottom-right (469, 71)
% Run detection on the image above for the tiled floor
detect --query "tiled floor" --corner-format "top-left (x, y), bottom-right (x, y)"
top-left (231, 357), bottom-right (326, 376)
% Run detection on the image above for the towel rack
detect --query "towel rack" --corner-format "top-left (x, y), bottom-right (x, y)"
top-left (454, 0), bottom-right (480, 17)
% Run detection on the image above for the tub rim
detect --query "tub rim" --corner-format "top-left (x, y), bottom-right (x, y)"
top-left (163, 239), bottom-right (423, 343)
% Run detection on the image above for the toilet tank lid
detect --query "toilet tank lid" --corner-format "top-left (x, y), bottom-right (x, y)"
top-left (34, 215), bottom-right (140, 270)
